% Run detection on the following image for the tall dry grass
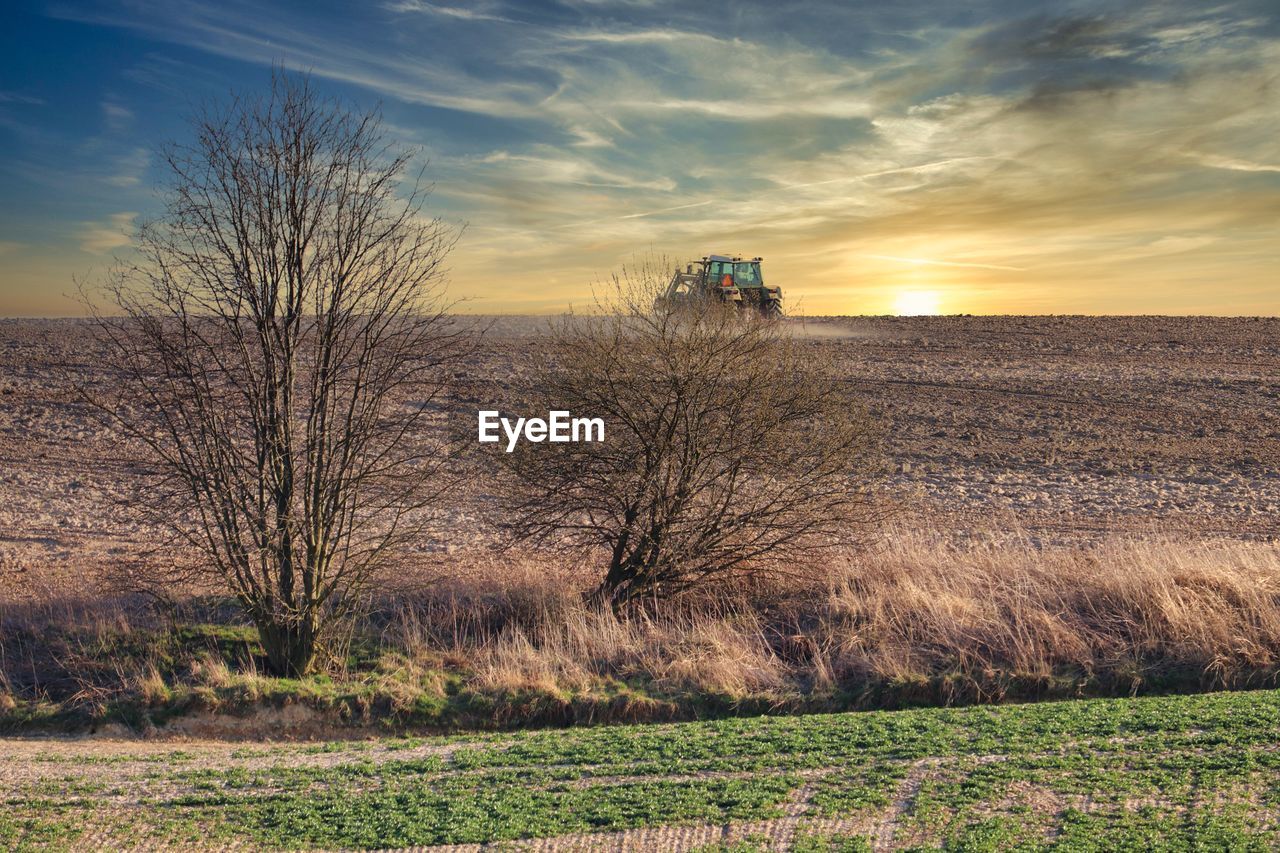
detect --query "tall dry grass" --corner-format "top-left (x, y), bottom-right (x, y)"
top-left (377, 531), bottom-right (1280, 707)
top-left (4, 530), bottom-right (1280, 723)
top-left (812, 532), bottom-right (1280, 702)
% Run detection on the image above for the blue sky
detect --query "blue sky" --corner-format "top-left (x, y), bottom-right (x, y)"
top-left (1, 0), bottom-right (1277, 315)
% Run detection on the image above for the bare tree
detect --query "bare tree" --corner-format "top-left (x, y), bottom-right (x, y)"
top-left (492, 258), bottom-right (883, 613)
top-left (84, 72), bottom-right (467, 676)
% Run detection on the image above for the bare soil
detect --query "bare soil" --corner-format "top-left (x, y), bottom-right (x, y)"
top-left (2, 315), bottom-right (1278, 593)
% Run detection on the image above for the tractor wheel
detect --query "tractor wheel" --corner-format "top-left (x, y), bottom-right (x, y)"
top-left (761, 300), bottom-right (783, 319)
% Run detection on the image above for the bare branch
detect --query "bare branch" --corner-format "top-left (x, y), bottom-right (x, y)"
top-left (490, 255), bottom-right (886, 613)
top-left (80, 70), bottom-right (469, 675)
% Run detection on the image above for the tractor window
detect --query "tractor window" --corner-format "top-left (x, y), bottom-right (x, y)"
top-left (733, 262), bottom-right (762, 286)
top-left (708, 261), bottom-right (732, 281)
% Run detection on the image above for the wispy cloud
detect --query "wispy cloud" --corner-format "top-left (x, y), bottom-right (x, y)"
top-left (105, 147), bottom-right (149, 187)
top-left (101, 99), bottom-right (134, 131)
top-left (559, 28), bottom-right (722, 45)
top-left (1194, 154), bottom-right (1280, 173)
top-left (383, 0), bottom-right (515, 23)
top-left (619, 200), bottom-right (714, 220)
top-left (865, 255), bottom-right (1027, 272)
top-left (0, 92), bottom-right (44, 105)
top-left (79, 212), bottom-right (136, 254)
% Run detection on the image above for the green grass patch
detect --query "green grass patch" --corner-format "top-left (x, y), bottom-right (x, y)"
top-left (4, 687), bottom-right (1280, 849)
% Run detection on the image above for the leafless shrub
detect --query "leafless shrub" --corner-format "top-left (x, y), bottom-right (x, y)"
top-left (82, 71), bottom-right (468, 675)
top-left (490, 257), bottom-right (884, 612)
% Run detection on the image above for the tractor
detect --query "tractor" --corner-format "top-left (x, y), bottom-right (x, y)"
top-left (657, 254), bottom-right (783, 318)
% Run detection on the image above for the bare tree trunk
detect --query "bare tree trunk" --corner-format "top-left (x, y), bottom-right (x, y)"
top-left (258, 613), bottom-right (317, 678)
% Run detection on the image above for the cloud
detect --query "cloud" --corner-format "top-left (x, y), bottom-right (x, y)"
top-left (101, 99), bottom-right (134, 131)
top-left (383, 0), bottom-right (515, 23)
top-left (0, 92), bottom-right (44, 105)
top-left (617, 95), bottom-right (873, 120)
top-left (618, 200), bottom-right (713, 220)
top-left (22, 0), bottom-right (1280, 315)
top-left (971, 15), bottom-right (1145, 62)
top-left (79, 212), bottom-right (137, 254)
top-left (105, 147), bottom-right (150, 187)
top-left (1104, 235), bottom-right (1219, 262)
top-left (864, 254), bottom-right (1027, 271)
top-left (1195, 154), bottom-right (1280, 173)
top-left (559, 28), bottom-right (721, 45)
top-left (471, 150), bottom-right (677, 190)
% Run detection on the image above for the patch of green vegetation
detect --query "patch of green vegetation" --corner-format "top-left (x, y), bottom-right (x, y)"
top-left (173, 753), bottom-right (447, 796)
top-left (198, 773), bottom-right (800, 848)
top-left (5, 687), bottom-right (1280, 849)
top-left (173, 622), bottom-right (261, 651)
top-left (27, 750), bottom-right (194, 766)
top-left (809, 760), bottom-right (911, 815)
top-left (384, 735), bottom-right (426, 751)
top-left (0, 699), bottom-right (73, 733)
top-left (940, 815), bottom-right (1039, 851)
top-left (0, 809), bottom-right (85, 850)
top-left (10, 777), bottom-right (107, 799)
top-left (1053, 806), bottom-right (1275, 851)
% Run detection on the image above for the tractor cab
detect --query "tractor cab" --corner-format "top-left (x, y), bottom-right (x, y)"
top-left (706, 256), bottom-right (763, 289)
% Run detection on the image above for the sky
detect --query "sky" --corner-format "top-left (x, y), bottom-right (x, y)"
top-left (1, 0), bottom-right (1277, 316)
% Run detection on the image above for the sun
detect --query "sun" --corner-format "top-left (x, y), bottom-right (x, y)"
top-left (892, 290), bottom-right (942, 316)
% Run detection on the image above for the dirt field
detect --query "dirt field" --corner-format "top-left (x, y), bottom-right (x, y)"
top-left (2, 315), bottom-right (1279, 850)
top-left (2, 315), bottom-right (1277, 586)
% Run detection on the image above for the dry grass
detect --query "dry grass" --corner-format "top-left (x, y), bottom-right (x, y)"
top-left (385, 532), bottom-right (1280, 708)
top-left (814, 531), bottom-right (1280, 700)
top-left (3, 529), bottom-right (1280, 729)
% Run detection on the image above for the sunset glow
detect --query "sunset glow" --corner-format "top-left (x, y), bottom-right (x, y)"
top-left (893, 291), bottom-right (943, 316)
top-left (1, 2), bottom-right (1277, 316)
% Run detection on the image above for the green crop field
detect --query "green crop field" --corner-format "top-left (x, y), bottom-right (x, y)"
top-left (4, 688), bottom-right (1280, 851)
